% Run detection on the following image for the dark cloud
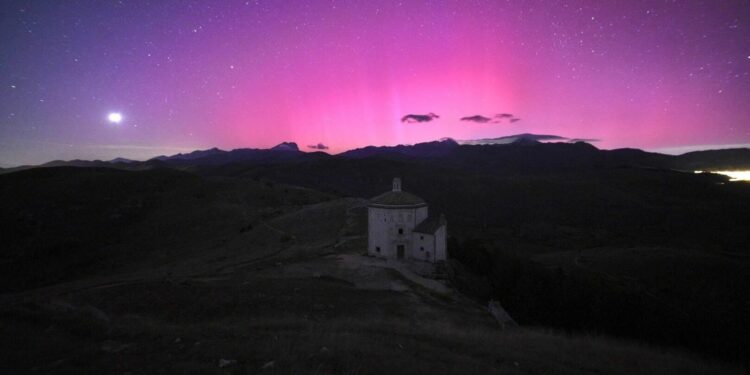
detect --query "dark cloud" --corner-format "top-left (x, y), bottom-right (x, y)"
top-left (462, 113), bottom-right (520, 124)
top-left (460, 115), bottom-right (493, 123)
top-left (401, 113), bottom-right (439, 123)
top-left (307, 143), bottom-right (329, 150)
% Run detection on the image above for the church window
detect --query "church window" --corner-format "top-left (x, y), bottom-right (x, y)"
top-left (420, 235), bottom-right (424, 240)
top-left (376, 247), bottom-right (380, 253)
top-left (398, 228), bottom-right (403, 234)
top-left (420, 246), bottom-right (424, 251)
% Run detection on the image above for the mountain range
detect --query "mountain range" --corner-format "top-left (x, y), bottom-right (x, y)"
top-left (3, 134), bottom-right (749, 174)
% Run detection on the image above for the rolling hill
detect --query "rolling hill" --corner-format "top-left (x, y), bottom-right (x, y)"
top-left (1, 139), bottom-right (749, 372)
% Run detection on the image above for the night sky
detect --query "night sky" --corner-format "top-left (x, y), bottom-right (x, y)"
top-left (1, 1), bottom-right (750, 166)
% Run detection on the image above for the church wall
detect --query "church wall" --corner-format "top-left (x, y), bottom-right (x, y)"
top-left (368, 205), bottom-right (428, 259)
top-left (367, 207), bottom-right (387, 258)
top-left (415, 206), bottom-right (428, 225)
top-left (434, 224), bottom-right (447, 261)
top-left (412, 232), bottom-right (435, 261)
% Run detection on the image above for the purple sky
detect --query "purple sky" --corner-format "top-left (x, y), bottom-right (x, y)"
top-left (1, 0), bottom-right (750, 166)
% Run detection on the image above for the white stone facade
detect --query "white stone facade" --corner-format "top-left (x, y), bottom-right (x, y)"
top-left (367, 178), bottom-right (447, 263)
top-left (412, 223), bottom-right (447, 262)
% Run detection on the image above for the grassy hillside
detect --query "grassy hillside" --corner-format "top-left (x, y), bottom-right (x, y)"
top-left (0, 155), bottom-right (748, 372)
top-left (0, 187), bottom-right (739, 374)
top-left (199, 153), bottom-right (750, 364)
top-left (1, 278), bottom-right (739, 374)
top-left (0, 167), bottom-right (332, 292)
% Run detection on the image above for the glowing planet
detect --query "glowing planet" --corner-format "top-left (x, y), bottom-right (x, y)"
top-left (108, 112), bottom-right (122, 123)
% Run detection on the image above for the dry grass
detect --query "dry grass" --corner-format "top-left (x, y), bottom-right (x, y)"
top-left (0, 167), bottom-right (744, 374)
top-left (1, 275), bottom-right (741, 375)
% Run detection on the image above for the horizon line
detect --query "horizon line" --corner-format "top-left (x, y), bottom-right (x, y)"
top-left (3, 137), bottom-right (750, 169)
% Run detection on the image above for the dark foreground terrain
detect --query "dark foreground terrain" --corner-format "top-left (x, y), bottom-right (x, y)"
top-left (1, 140), bottom-right (748, 374)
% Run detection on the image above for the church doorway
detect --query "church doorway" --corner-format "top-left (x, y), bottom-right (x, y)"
top-left (397, 245), bottom-right (405, 259)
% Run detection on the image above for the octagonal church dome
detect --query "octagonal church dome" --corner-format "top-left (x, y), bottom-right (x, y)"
top-left (368, 178), bottom-right (427, 208)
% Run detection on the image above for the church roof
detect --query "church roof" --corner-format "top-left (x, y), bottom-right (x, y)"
top-left (413, 214), bottom-right (446, 234)
top-left (369, 190), bottom-right (427, 208)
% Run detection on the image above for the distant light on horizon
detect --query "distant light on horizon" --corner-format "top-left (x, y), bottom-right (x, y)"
top-left (695, 170), bottom-right (750, 181)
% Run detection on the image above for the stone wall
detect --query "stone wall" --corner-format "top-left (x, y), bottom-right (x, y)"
top-left (367, 205), bottom-right (428, 259)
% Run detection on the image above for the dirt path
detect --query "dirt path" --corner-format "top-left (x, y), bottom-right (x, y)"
top-left (337, 254), bottom-right (452, 295)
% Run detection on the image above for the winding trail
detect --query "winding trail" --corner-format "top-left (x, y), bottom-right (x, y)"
top-left (337, 254), bottom-right (452, 295)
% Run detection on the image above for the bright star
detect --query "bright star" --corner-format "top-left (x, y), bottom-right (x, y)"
top-left (108, 112), bottom-right (123, 123)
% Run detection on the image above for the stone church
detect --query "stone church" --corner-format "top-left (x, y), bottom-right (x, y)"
top-left (367, 178), bottom-right (447, 263)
